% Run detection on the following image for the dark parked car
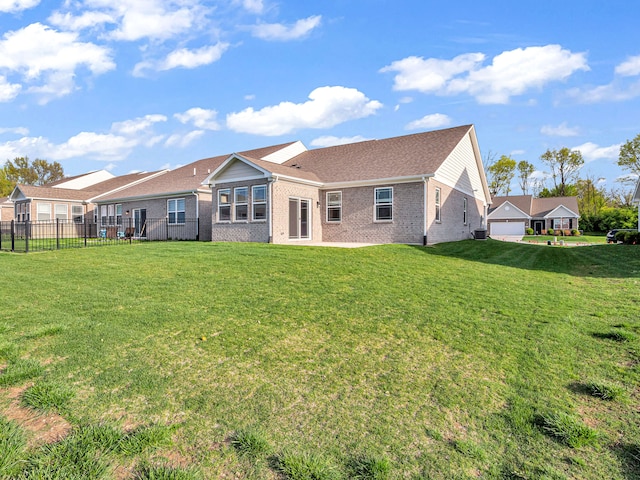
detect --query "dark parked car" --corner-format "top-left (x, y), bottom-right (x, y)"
top-left (606, 229), bottom-right (637, 243)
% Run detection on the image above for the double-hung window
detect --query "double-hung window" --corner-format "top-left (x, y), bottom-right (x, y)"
top-left (374, 187), bottom-right (393, 221)
top-left (218, 189), bottom-right (231, 222)
top-left (100, 205), bottom-right (108, 225)
top-left (116, 204), bottom-right (123, 225)
top-left (55, 204), bottom-right (68, 221)
top-left (252, 185), bottom-right (267, 221)
top-left (235, 187), bottom-right (248, 221)
top-left (72, 205), bottom-right (84, 223)
top-left (37, 203), bottom-right (51, 221)
top-left (326, 192), bottom-right (342, 222)
top-left (168, 198), bottom-right (185, 224)
top-left (435, 187), bottom-right (441, 223)
top-left (107, 204), bottom-right (115, 225)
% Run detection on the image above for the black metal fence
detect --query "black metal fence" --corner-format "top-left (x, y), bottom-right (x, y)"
top-left (0, 218), bottom-right (199, 253)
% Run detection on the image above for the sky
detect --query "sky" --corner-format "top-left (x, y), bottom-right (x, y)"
top-left (1, 0), bottom-right (639, 195)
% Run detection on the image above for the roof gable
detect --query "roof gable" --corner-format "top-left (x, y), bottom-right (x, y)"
top-left (543, 204), bottom-right (579, 218)
top-left (487, 200), bottom-right (530, 219)
top-left (532, 196), bottom-right (579, 217)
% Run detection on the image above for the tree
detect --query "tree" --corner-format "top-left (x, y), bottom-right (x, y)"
top-left (540, 147), bottom-right (584, 197)
top-left (618, 133), bottom-right (640, 176)
top-left (0, 168), bottom-right (12, 197)
top-left (575, 176), bottom-right (607, 217)
top-left (516, 160), bottom-right (535, 195)
top-left (486, 155), bottom-right (516, 196)
top-left (2, 157), bottom-right (64, 195)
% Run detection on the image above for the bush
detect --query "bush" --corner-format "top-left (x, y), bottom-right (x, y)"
top-left (547, 229), bottom-right (555, 235)
top-left (525, 227), bottom-right (534, 235)
top-left (563, 229), bottom-right (571, 236)
top-left (571, 229), bottom-right (580, 236)
top-left (621, 231), bottom-right (640, 245)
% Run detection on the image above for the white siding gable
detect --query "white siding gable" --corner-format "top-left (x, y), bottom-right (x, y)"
top-left (216, 158), bottom-right (268, 182)
top-left (488, 201), bottom-right (530, 220)
top-left (434, 132), bottom-right (486, 202)
top-left (544, 205), bottom-right (578, 218)
top-left (261, 141), bottom-right (307, 164)
top-left (53, 170), bottom-right (114, 190)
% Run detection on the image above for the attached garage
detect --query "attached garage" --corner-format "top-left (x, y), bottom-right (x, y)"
top-left (490, 221), bottom-right (525, 236)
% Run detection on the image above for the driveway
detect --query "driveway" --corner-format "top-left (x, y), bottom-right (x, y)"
top-left (490, 235), bottom-right (523, 243)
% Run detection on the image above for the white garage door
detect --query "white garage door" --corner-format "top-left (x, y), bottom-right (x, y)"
top-left (490, 221), bottom-right (525, 236)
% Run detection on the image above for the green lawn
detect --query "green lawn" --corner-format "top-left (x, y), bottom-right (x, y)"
top-left (1, 240), bottom-right (639, 479)
top-left (522, 234), bottom-right (607, 244)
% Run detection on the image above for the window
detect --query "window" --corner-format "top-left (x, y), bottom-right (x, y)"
top-left (55, 204), bottom-right (68, 221)
top-left (72, 205), bottom-right (84, 223)
top-left (435, 187), bottom-right (441, 223)
top-left (101, 205), bottom-right (108, 225)
top-left (553, 218), bottom-right (570, 230)
top-left (168, 198), bottom-right (185, 224)
top-left (375, 187), bottom-right (393, 221)
top-left (37, 203), bottom-right (51, 221)
top-left (326, 191), bottom-right (342, 222)
top-left (463, 197), bottom-right (468, 225)
top-left (218, 189), bottom-right (231, 222)
top-left (108, 204), bottom-right (115, 225)
top-left (252, 185), bottom-right (267, 221)
top-left (235, 187), bottom-right (248, 221)
top-left (116, 204), bottom-right (123, 225)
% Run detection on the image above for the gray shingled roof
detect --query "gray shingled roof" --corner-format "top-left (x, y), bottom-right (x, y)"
top-left (490, 195), bottom-right (579, 216)
top-left (278, 125), bottom-right (473, 183)
top-left (98, 142), bottom-right (298, 201)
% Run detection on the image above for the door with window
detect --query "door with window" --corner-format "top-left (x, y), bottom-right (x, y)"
top-left (289, 198), bottom-right (311, 240)
top-left (133, 208), bottom-right (147, 238)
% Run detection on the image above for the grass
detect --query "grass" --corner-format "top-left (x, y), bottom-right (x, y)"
top-left (0, 358), bottom-right (44, 386)
top-left (522, 234), bottom-right (607, 244)
top-left (0, 416), bottom-right (26, 478)
top-left (21, 381), bottom-right (75, 412)
top-left (536, 411), bottom-right (600, 448)
top-left (0, 240), bottom-right (639, 478)
top-left (585, 380), bottom-right (626, 401)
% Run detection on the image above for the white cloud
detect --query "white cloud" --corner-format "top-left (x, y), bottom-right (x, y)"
top-left (111, 114), bottom-right (167, 136)
top-left (571, 142), bottom-right (621, 163)
top-left (381, 45), bottom-right (588, 104)
top-left (0, 0), bottom-right (39, 13)
top-left (0, 23), bottom-right (114, 102)
top-left (164, 130), bottom-right (205, 147)
top-left (405, 113), bottom-right (451, 130)
top-left (510, 149), bottom-right (526, 156)
top-left (226, 86), bottom-right (382, 136)
top-left (48, 11), bottom-right (116, 31)
top-left (237, 0), bottom-right (264, 14)
top-left (0, 75), bottom-right (22, 102)
top-left (134, 43), bottom-right (230, 75)
top-left (251, 15), bottom-right (321, 41)
top-left (310, 135), bottom-right (371, 147)
top-left (53, 132), bottom-right (139, 161)
top-left (567, 79), bottom-right (640, 103)
top-left (174, 108), bottom-right (220, 130)
top-left (540, 122), bottom-right (580, 137)
top-left (0, 126), bottom-right (29, 136)
top-left (615, 55), bottom-right (640, 77)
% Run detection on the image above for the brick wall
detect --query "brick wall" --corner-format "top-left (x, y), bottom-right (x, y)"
top-left (271, 180), bottom-right (321, 244)
top-left (426, 180), bottom-right (482, 244)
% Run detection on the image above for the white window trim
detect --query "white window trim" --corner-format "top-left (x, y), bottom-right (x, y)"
top-left (55, 204), bottom-right (68, 221)
top-left (326, 191), bottom-right (342, 223)
top-left (72, 205), bottom-right (84, 223)
top-left (252, 185), bottom-right (267, 222)
top-left (37, 202), bottom-right (51, 222)
top-left (234, 187), bottom-right (249, 222)
top-left (218, 188), bottom-right (231, 223)
top-left (435, 187), bottom-right (441, 223)
top-left (374, 187), bottom-right (393, 222)
top-left (167, 198), bottom-right (185, 225)
top-left (116, 204), bottom-right (123, 226)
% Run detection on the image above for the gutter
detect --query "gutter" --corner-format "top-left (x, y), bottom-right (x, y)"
top-left (422, 177), bottom-right (429, 246)
top-left (268, 175), bottom-right (278, 243)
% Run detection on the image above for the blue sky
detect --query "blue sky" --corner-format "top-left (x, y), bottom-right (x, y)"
top-left (1, 0), bottom-right (639, 194)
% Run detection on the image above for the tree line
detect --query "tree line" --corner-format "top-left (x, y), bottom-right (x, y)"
top-left (0, 157), bottom-right (65, 197)
top-left (485, 133), bottom-right (640, 233)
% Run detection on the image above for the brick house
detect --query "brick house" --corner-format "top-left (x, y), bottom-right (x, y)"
top-left (203, 125), bottom-right (492, 245)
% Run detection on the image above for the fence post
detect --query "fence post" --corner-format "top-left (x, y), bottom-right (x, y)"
top-left (56, 218), bottom-right (60, 250)
top-left (129, 217), bottom-right (132, 244)
top-left (84, 218), bottom-right (87, 247)
top-left (25, 219), bottom-right (29, 253)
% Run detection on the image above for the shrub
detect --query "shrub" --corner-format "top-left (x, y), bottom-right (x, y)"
top-left (547, 229), bottom-right (555, 235)
top-left (230, 428), bottom-right (271, 458)
top-left (585, 380), bottom-right (626, 401)
top-left (525, 227), bottom-right (534, 235)
top-left (536, 411), bottom-right (599, 448)
top-left (571, 229), bottom-right (580, 236)
top-left (563, 229), bottom-right (571, 236)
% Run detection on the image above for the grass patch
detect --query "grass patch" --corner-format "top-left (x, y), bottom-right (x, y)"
top-left (0, 358), bottom-right (43, 386)
top-left (346, 454), bottom-right (391, 480)
top-left (453, 439), bottom-right (486, 460)
top-left (24, 324), bottom-right (67, 339)
top-left (117, 424), bottom-right (174, 456)
top-left (593, 330), bottom-right (637, 342)
top-left (21, 380), bottom-right (75, 412)
top-left (585, 380), bottom-right (626, 401)
top-left (272, 451), bottom-right (341, 480)
top-left (133, 463), bottom-right (202, 480)
top-left (230, 427), bottom-right (271, 458)
top-left (1, 241), bottom-right (639, 478)
top-left (536, 411), bottom-right (600, 448)
top-left (0, 416), bottom-right (26, 478)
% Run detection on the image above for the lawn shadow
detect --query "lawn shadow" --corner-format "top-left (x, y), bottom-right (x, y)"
top-left (410, 240), bottom-right (640, 279)
top-left (611, 442), bottom-right (640, 480)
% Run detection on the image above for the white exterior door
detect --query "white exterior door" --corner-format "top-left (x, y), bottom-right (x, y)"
top-left (490, 221), bottom-right (525, 236)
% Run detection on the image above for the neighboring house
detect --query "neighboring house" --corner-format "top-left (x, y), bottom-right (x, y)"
top-left (633, 180), bottom-right (640, 232)
top-left (0, 197), bottom-right (13, 221)
top-left (94, 141), bottom-right (306, 241)
top-left (487, 195), bottom-right (580, 236)
top-left (203, 125), bottom-right (492, 245)
top-left (8, 170), bottom-right (167, 237)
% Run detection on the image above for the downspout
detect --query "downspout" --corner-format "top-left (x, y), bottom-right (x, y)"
top-left (268, 175), bottom-right (278, 243)
top-left (422, 177), bottom-right (429, 246)
top-left (193, 191), bottom-right (199, 241)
